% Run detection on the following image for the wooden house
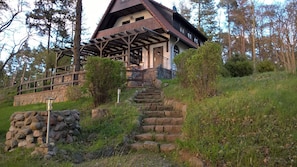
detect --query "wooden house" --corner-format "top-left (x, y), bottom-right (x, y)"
top-left (55, 0), bottom-right (207, 77)
top-left (14, 0), bottom-right (208, 105)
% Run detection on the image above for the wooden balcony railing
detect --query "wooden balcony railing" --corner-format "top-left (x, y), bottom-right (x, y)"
top-left (16, 69), bottom-right (146, 95)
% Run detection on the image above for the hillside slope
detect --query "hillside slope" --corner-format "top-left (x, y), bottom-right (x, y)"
top-left (163, 72), bottom-right (297, 166)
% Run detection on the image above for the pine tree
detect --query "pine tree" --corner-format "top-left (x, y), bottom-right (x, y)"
top-left (26, 0), bottom-right (75, 51)
top-left (190, 0), bottom-right (220, 40)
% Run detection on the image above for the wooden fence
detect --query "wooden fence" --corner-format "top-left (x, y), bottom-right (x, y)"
top-left (17, 69), bottom-right (146, 95)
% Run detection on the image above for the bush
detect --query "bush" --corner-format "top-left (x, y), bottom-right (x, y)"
top-left (174, 48), bottom-right (195, 87)
top-left (224, 54), bottom-right (253, 77)
top-left (174, 42), bottom-right (222, 100)
top-left (66, 85), bottom-right (83, 101)
top-left (85, 57), bottom-right (126, 107)
top-left (257, 60), bottom-right (275, 73)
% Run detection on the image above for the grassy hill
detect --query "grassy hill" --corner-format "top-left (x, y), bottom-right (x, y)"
top-left (163, 72), bottom-right (297, 166)
top-left (0, 72), bottom-right (296, 166)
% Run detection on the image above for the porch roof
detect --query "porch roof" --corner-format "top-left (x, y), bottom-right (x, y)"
top-left (55, 27), bottom-right (169, 64)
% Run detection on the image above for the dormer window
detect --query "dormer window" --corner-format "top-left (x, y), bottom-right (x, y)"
top-left (194, 38), bottom-right (198, 44)
top-left (121, 0), bottom-right (129, 3)
top-left (187, 33), bottom-right (192, 40)
top-left (180, 27), bottom-right (185, 34)
top-left (135, 16), bottom-right (144, 21)
top-left (122, 20), bottom-right (130, 25)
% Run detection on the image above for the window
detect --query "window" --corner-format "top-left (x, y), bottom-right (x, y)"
top-left (174, 45), bottom-right (180, 56)
top-left (135, 16), bottom-right (144, 21)
top-left (121, 0), bottom-right (129, 3)
top-left (180, 27), bottom-right (185, 34)
top-left (194, 38), bottom-right (199, 44)
top-left (122, 20), bottom-right (130, 25)
top-left (187, 33), bottom-right (192, 39)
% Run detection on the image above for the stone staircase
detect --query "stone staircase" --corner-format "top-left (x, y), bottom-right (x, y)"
top-left (130, 87), bottom-right (184, 153)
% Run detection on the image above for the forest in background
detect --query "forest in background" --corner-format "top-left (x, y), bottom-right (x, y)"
top-left (0, 0), bottom-right (296, 88)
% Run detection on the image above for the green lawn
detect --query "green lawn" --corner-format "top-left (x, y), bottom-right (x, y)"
top-left (163, 72), bottom-right (297, 166)
top-left (0, 88), bottom-right (140, 166)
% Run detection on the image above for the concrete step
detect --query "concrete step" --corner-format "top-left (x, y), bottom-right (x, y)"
top-left (143, 111), bottom-right (183, 118)
top-left (135, 94), bottom-right (162, 99)
top-left (143, 117), bottom-right (183, 126)
top-left (135, 133), bottom-right (181, 142)
top-left (138, 104), bottom-right (173, 111)
top-left (134, 98), bottom-right (162, 103)
top-left (142, 125), bottom-right (182, 134)
top-left (130, 141), bottom-right (176, 153)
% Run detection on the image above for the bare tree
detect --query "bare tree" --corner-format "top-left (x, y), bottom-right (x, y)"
top-left (0, 0), bottom-right (28, 73)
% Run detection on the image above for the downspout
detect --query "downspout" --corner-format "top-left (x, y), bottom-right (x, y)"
top-left (171, 37), bottom-right (180, 78)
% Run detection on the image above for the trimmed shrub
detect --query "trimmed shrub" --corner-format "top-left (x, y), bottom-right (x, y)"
top-left (224, 54), bottom-right (253, 77)
top-left (85, 57), bottom-right (126, 107)
top-left (174, 42), bottom-right (222, 100)
top-left (186, 42), bottom-right (222, 100)
top-left (257, 60), bottom-right (275, 73)
top-left (174, 48), bottom-right (196, 87)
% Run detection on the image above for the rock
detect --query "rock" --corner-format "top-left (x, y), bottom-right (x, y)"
top-left (54, 131), bottom-right (66, 141)
top-left (31, 115), bottom-right (44, 122)
top-left (54, 122), bottom-right (67, 131)
top-left (16, 132), bottom-right (26, 139)
top-left (24, 112), bottom-right (31, 118)
top-left (66, 135), bottom-right (73, 143)
top-left (6, 131), bottom-right (12, 140)
top-left (63, 110), bottom-right (71, 116)
top-left (57, 115), bottom-right (64, 122)
top-left (153, 79), bottom-right (162, 89)
top-left (189, 157), bottom-right (204, 167)
top-left (72, 152), bottom-right (84, 164)
top-left (33, 130), bottom-right (43, 137)
top-left (30, 122), bottom-right (43, 130)
top-left (26, 143), bottom-right (36, 149)
top-left (21, 127), bottom-right (32, 135)
top-left (163, 82), bottom-right (169, 87)
top-left (37, 137), bottom-right (44, 144)
top-left (49, 116), bottom-right (57, 125)
top-left (5, 146), bottom-right (11, 152)
top-left (72, 129), bottom-right (80, 136)
top-left (40, 111), bottom-right (48, 116)
top-left (15, 121), bottom-right (24, 128)
top-left (18, 140), bottom-right (27, 147)
top-left (73, 113), bottom-right (80, 121)
top-left (92, 108), bottom-right (109, 119)
top-left (9, 126), bottom-right (16, 132)
top-left (26, 135), bottom-right (34, 143)
top-left (31, 112), bottom-right (37, 116)
top-left (14, 113), bottom-right (25, 121)
top-left (65, 115), bottom-right (75, 124)
top-left (5, 139), bottom-right (18, 148)
top-left (24, 117), bottom-right (32, 125)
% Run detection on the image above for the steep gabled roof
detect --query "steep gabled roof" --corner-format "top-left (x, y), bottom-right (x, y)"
top-left (91, 0), bottom-right (207, 47)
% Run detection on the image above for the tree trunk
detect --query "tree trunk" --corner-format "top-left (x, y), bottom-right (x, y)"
top-left (73, 0), bottom-right (82, 81)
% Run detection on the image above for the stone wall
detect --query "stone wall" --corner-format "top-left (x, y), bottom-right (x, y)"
top-left (13, 88), bottom-right (68, 106)
top-left (5, 110), bottom-right (80, 152)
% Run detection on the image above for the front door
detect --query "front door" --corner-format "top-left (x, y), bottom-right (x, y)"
top-left (153, 46), bottom-right (163, 68)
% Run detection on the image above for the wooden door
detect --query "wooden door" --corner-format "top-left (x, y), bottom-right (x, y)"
top-left (153, 46), bottom-right (163, 68)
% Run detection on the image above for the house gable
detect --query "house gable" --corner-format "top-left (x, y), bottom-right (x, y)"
top-left (92, 0), bottom-right (207, 47)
